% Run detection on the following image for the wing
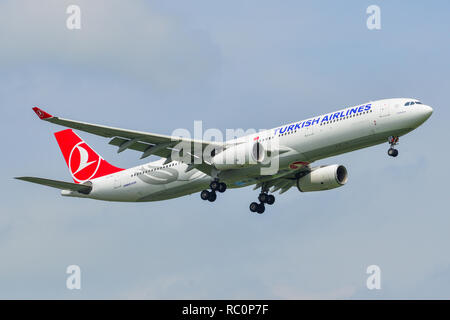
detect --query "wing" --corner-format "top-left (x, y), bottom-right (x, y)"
top-left (15, 177), bottom-right (92, 194)
top-left (32, 107), bottom-right (224, 162)
top-left (253, 164), bottom-right (311, 194)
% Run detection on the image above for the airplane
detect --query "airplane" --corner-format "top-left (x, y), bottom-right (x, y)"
top-left (16, 98), bottom-right (433, 214)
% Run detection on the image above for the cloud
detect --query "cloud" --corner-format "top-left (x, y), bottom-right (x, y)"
top-left (0, 0), bottom-right (220, 89)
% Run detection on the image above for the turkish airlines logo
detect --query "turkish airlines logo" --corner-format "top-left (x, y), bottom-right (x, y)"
top-left (68, 142), bottom-right (101, 183)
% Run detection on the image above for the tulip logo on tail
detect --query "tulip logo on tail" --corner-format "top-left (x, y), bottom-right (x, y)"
top-left (69, 142), bottom-right (101, 183)
top-left (54, 129), bottom-right (124, 184)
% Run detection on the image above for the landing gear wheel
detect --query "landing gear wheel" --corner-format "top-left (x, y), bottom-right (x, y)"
top-left (251, 184), bottom-right (272, 213)
top-left (266, 195), bottom-right (275, 205)
top-left (218, 182), bottom-right (227, 193)
top-left (393, 149), bottom-right (399, 157)
top-left (200, 190), bottom-right (210, 201)
top-left (258, 193), bottom-right (268, 203)
top-left (250, 202), bottom-right (259, 212)
top-left (208, 191), bottom-right (217, 202)
top-left (256, 203), bottom-right (265, 214)
top-left (387, 136), bottom-right (399, 158)
top-left (210, 180), bottom-right (220, 191)
top-left (388, 148), bottom-right (399, 157)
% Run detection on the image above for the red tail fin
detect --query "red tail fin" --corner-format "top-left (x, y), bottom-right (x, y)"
top-left (54, 129), bottom-right (124, 183)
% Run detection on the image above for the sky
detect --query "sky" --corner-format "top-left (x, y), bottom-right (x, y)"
top-left (0, 0), bottom-right (449, 299)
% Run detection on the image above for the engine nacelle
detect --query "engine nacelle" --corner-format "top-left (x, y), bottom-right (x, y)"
top-left (297, 164), bottom-right (348, 192)
top-left (212, 141), bottom-right (265, 170)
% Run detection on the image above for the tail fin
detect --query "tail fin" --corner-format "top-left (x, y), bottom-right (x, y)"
top-left (54, 129), bottom-right (124, 183)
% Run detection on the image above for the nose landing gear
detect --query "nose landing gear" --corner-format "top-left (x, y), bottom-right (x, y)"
top-left (387, 136), bottom-right (399, 157)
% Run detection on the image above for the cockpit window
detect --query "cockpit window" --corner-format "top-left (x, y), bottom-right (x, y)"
top-left (405, 101), bottom-right (422, 106)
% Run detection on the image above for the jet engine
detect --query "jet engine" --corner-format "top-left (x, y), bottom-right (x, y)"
top-left (297, 164), bottom-right (348, 192)
top-left (212, 141), bottom-right (265, 170)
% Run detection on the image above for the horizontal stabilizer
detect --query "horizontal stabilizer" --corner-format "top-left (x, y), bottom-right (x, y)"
top-left (15, 176), bottom-right (92, 194)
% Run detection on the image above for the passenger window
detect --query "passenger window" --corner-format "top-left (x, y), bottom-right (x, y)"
top-left (405, 102), bottom-right (410, 106)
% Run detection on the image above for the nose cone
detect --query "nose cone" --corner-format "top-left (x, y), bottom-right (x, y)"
top-left (421, 105), bottom-right (433, 120)
top-left (413, 104), bottom-right (433, 127)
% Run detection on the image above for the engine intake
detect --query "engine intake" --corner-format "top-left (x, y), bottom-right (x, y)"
top-left (297, 164), bottom-right (348, 192)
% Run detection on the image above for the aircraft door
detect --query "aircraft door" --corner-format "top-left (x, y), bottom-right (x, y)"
top-left (379, 102), bottom-right (391, 118)
top-left (304, 124), bottom-right (314, 137)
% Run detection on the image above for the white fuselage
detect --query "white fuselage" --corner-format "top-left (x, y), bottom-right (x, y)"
top-left (62, 98), bottom-right (433, 202)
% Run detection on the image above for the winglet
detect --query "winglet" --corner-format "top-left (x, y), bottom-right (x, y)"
top-left (32, 107), bottom-right (53, 120)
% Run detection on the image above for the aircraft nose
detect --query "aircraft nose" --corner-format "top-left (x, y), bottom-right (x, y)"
top-left (414, 104), bottom-right (433, 124)
top-left (422, 105), bottom-right (433, 119)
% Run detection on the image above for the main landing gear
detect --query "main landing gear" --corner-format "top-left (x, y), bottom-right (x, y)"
top-left (200, 180), bottom-right (227, 202)
top-left (249, 184), bottom-right (275, 214)
top-left (387, 136), bottom-right (399, 157)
